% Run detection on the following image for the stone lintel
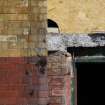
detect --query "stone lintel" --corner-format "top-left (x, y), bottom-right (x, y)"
top-left (47, 33), bottom-right (105, 51)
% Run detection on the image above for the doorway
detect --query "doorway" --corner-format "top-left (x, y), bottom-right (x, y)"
top-left (75, 62), bottom-right (105, 105)
top-left (67, 47), bottom-right (105, 105)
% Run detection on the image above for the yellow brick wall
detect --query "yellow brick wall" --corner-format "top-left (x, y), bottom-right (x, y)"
top-left (48, 0), bottom-right (105, 33)
top-left (0, 0), bottom-right (47, 57)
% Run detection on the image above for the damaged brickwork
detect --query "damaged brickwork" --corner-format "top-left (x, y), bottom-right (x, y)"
top-left (0, 0), bottom-right (48, 105)
top-left (1, 0), bottom-right (105, 105)
top-left (47, 32), bottom-right (105, 105)
top-left (48, 51), bottom-right (73, 105)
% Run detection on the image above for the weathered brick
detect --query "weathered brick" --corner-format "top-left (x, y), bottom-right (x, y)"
top-left (48, 77), bottom-right (64, 86)
top-left (5, 14), bottom-right (29, 21)
top-left (51, 87), bottom-right (64, 97)
top-left (38, 97), bottom-right (49, 105)
top-left (0, 56), bottom-right (47, 104)
top-left (0, 0), bottom-right (47, 104)
top-left (38, 91), bottom-right (49, 98)
top-left (49, 104), bottom-right (61, 105)
top-left (50, 97), bottom-right (65, 104)
top-left (48, 52), bottom-right (72, 105)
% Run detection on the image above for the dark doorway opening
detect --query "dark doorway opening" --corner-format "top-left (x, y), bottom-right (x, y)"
top-left (67, 47), bottom-right (105, 105)
top-left (67, 46), bottom-right (105, 57)
top-left (75, 62), bottom-right (105, 105)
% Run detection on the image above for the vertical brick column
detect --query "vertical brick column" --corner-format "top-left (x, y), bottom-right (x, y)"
top-left (48, 52), bottom-right (72, 105)
top-left (0, 0), bottom-right (48, 105)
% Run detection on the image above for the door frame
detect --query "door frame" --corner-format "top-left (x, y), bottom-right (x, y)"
top-left (73, 56), bottom-right (105, 105)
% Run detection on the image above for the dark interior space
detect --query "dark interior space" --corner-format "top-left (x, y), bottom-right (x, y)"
top-left (75, 62), bottom-right (105, 105)
top-left (67, 47), bottom-right (105, 57)
top-left (48, 19), bottom-right (58, 28)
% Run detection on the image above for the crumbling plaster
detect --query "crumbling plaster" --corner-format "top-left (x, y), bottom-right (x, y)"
top-left (47, 33), bottom-right (105, 51)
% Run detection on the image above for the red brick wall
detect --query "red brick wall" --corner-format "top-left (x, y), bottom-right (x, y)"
top-left (0, 57), bottom-right (48, 105)
top-left (48, 52), bottom-right (71, 105)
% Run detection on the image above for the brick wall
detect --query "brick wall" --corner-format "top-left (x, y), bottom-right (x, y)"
top-left (0, 0), bottom-right (47, 56)
top-left (0, 57), bottom-right (49, 105)
top-left (48, 51), bottom-right (72, 105)
top-left (0, 0), bottom-right (48, 105)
